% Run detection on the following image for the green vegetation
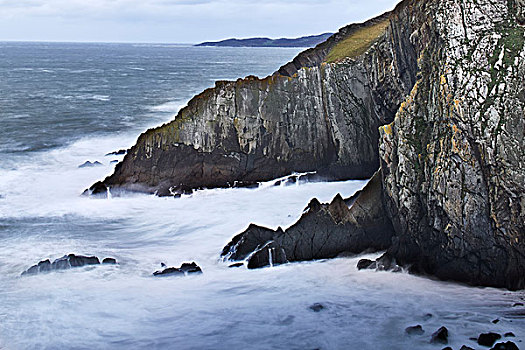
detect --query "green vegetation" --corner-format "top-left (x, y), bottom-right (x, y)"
top-left (325, 20), bottom-right (390, 63)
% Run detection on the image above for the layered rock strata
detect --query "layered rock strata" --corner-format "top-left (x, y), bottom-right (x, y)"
top-left (87, 9), bottom-right (417, 196)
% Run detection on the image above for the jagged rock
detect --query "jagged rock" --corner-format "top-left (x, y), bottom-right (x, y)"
top-left (83, 181), bottom-right (108, 198)
top-left (247, 241), bottom-right (288, 269)
top-left (405, 325), bottom-right (425, 335)
top-left (357, 259), bottom-right (375, 270)
top-left (478, 333), bottom-right (502, 347)
top-left (153, 262), bottom-right (203, 277)
top-left (490, 341), bottom-right (519, 350)
top-left (179, 262), bottom-right (203, 275)
top-left (79, 161), bottom-right (103, 168)
top-left (105, 149), bottom-right (127, 156)
top-left (431, 327), bottom-right (449, 344)
top-left (222, 172), bottom-right (395, 267)
top-left (460, 346), bottom-right (474, 350)
top-left (102, 258), bottom-right (117, 264)
top-left (504, 332), bottom-right (515, 337)
top-left (492, 319), bottom-right (500, 324)
top-left (22, 254), bottom-right (108, 275)
top-left (309, 303), bottom-right (325, 312)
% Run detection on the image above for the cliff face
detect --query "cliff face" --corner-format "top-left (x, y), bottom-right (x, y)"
top-left (89, 10), bottom-right (417, 196)
top-left (220, 0), bottom-right (525, 290)
top-left (380, 0), bottom-right (525, 289)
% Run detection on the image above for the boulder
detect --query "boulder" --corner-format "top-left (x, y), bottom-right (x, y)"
top-left (357, 259), bottom-right (375, 270)
top-left (309, 303), bottom-right (325, 312)
top-left (460, 346), bottom-right (474, 350)
top-left (153, 267), bottom-right (184, 277)
top-left (102, 258), bottom-right (117, 264)
top-left (490, 341), bottom-right (519, 350)
top-left (478, 333), bottom-right (502, 347)
top-left (431, 327), bottom-right (448, 344)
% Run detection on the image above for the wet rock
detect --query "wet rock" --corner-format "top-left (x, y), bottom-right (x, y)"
top-left (228, 263), bottom-right (244, 268)
top-left (247, 241), bottom-right (287, 269)
top-left (153, 267), bottom-right (184, 277)
top-left (105, 149), bottom-right (127, 156)
top-left (492, 319), bottom-right (500, 324)
top-left (102, 258), bottom-right (117, 264)
top-left (223, 172), bottom-right (395, 268)
top-left (442, 347), bottom-right (453, 350)
top-left (179, 262), bottom-right (203, 275)
top-left (512, 303), bottom-right (524, 307)
top-left (478, 333), bottom-right (502, 347)
top-left (22, 254), bottom-right (107, 275)
top-left (357, 259), bottom-right (375, 270)
top-left (431, 327), bottom-right (448, 344)
top-left (153, 262), bottom-right (203, 277)
top-left (460, 346), bottom-right (475, 350)
top-left (83, 181), bottom-right (108, 197)
top-left (78, 161), bottom-right (103, 168)
top-left (490, 341), bottom-right (519, 350)
top-left (405, 325), bottom-right (425, 335)
top-left (309, 303), bottom-right (325, 312)
top-left (110, 160), bottom-right (118, 164)
top-left (504, 332), bottom-right (515, 337)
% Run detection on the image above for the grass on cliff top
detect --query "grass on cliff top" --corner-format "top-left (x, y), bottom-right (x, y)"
top-left (325, 19), bottom-right (390, 63)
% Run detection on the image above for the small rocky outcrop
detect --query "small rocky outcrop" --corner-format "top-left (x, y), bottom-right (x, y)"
top-left (478, 333), bottom-right (502, 347)
top-left (221, 172), bottom-right (395, 267)
top-left (431, 326), bottom-right (449, 344)
top-left (22, 254), bottom-right (117, 275)
top-left (78, 161), bottom-right (103, 168)
top-left (153, 262), bottom-right (202, 277)
top-left (491, 341), bottom-right (520, 350)
top-left (105, 149), bottom-right (127, 156)
top-left (309, 303), bottom-right (325, 312)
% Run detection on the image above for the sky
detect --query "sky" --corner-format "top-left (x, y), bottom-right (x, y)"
top-left (0, 0), bottom-right (401, 43)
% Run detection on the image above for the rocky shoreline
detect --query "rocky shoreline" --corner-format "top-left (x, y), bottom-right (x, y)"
top-left (86, 0), bottom-right (524, 290)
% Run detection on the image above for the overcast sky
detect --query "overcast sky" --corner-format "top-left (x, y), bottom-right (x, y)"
top-left (0, 0), bottom-right (401, 43)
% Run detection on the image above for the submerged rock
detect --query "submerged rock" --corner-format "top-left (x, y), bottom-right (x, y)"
top-left (430, 327), bottom-right (448, 344)
top-left (153, 267), bottom-right (184, 277)
top-left (22, 254), bottom-right (115, 275)
top-left (309, 303), bottom-right (325, 312)
top-left (460, 346), bottom-right (474, 350)
top-left (102, 258), bottom-right (117, 264)
top-left (78, 161), bottom-right (103, 168)
top-left (405, 325), bottom-right (424, 336)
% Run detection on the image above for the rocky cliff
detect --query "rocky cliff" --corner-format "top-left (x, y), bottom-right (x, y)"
top-left (379, 0), bottom-right (525, 289)
top-left (87, 9), bottom-right (417, 196)
top-left (88, 0), bottom-right (525, 289)
top-left (221, 0), bottom-right (525, 290)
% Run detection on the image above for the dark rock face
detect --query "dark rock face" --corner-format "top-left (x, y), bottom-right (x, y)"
top-left (405, 325), bottom-right (425, 335)
top-left (102, 258), bottom-right (117, 264)
top-left (246, 241), bottom-right (288, 269)
top-left (87, 6), bottom-right (418, 197)
top-left (379, 0), bottom-right (525, 290)
top-left (478, 333), bottom-right (502, 347)
top-left (431, 326), bottom-right (449, 344)
top-left (357, 259), bottom-right (375, 270)
top-left (460, 346), bottom-right (474, 350)
top-left (222, 171), bottom-right (395, 266)
top-left (153, 262), bottom-right (203, 277)
top-left (105, 149), bottom-right (127, 156)
top-left (490, 341), bottom-right (519, 350)
top-left (22, 254), bottom-right (113, 275)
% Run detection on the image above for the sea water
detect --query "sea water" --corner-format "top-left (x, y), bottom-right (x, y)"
top-left (0, 42), bottom-right (523, 350)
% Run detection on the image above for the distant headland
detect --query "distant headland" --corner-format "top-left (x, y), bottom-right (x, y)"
top-left (195, 33), bottom-right (333, 48)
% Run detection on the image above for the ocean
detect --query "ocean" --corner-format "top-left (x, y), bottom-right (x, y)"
top-left (0, 42), bottom-right (523, 350)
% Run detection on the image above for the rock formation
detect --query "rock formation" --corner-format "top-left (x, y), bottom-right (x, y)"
top-left (22, 254), bottom-right (117, 275)
top-left (87, 0), bottom-right (524, 290)
top-left (86, 8), bottom-right (417, 196)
